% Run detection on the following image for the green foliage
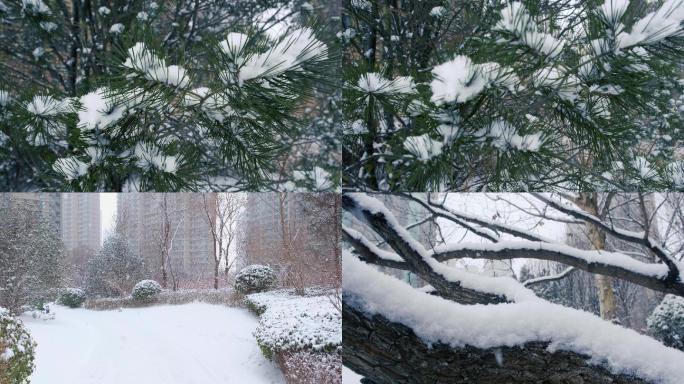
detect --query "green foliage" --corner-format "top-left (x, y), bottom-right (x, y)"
top-left (342, 0), bottom-right (684, 191)
top-left (0, 308), bottom-right (36, 384)
top-left (0, 0), bottom-right (340, 191)
top-left (259, 343), bottom-right (275, 360)
top-left (244, 299), bottom-right (268, 316)
top-left (0, 201), bottom-right (66, 314)
top-left (85, 234), bottom-right (145, 298)
top-left (235, 265), bottom-right (278, 294)
top-left (648, 294), bottom-right (684, 351)
top-left (58, 288), bottom-right (87, 308)
top-left (131, 280), bottom-right (162, 302)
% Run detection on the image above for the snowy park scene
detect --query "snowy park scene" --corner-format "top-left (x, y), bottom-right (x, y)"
top-left (0, 192), bottom-right (341, 384)
top-left (342, 193), bottom-right (684, 384)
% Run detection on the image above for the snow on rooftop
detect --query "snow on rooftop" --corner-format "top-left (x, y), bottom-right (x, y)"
top-left (343, 255), bottom-right (684, 384)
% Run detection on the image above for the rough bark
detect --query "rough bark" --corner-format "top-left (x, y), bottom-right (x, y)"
top-left (343, 298), bottom-right (650, 384)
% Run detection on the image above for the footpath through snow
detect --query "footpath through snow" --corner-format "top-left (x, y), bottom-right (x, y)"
top-left (22, 302), bottom-right (284, 384)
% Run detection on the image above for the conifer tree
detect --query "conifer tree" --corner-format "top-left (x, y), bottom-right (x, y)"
top-left (342, 0), bottom-right (684, 191)
top-left (0, 0), bottom-right (339, 191)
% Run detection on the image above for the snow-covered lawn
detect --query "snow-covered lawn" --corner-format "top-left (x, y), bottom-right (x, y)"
top-left (22, 303), bottom-right (285, 384)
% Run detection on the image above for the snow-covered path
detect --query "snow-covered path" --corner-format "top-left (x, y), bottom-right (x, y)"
top-left (22, 303), bottom-right (285, 384)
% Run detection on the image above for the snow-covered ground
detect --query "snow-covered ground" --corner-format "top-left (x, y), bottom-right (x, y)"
top-left (342, 366), bottom-right (363, 383)
top-left (22, 303), bottom-right (284, 384)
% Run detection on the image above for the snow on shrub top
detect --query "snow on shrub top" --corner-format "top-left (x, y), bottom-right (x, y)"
top-left (344, 254), bottom-right (684, 384)
top-left (648, 294), bottom-right (684, 351)
top-left (132, 280), bottom-right (162, 301)
top-left (247, 290), bottom-right (341, 354)
top-left (235, 265), bottom-right (277, 294)
top-left (58, 288), bottom-right (86, 308)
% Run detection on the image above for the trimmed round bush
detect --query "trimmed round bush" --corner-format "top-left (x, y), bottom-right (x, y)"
top-left (132, 280), bottom-right (162, 302)
top-left (235, 265), bottom-right (277, 294)
top-left (58, 288), bottom-right (86, 308)
top-left (0, 308), bottom-right (36, 384)
top-left (648, 294), bottom-right (684, 351)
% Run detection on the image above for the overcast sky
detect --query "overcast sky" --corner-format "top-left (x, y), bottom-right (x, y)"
top-left (100, 193), bottom-right (117, 244)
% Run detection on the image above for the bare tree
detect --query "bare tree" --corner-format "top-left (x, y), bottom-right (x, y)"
top-left (157, 194), bottom-right (186, 291)
top-left (203, 193), bottom-right (245, 290)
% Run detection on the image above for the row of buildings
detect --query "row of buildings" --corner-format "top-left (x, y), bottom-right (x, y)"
top-left (1, 193), bottom-right (339, 289)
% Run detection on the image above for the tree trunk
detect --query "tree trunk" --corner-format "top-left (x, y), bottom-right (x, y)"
top-left (214, 261), bottom-right (219, 290)
top-left (343, 298), bottom-right (650, 384)
top-left (576, 192), bottom-right (619, 321)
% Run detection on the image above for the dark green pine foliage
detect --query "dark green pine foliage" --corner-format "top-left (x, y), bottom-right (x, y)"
top-left (0, 0), bottom-right (339, 191)
top-left (342, 0), bottom-right (684, 191)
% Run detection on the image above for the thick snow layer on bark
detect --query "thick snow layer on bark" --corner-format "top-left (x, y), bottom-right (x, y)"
top-left (343, 255), bottom-right (684, 384)
top-left (349, 194), bottom-right (539, 302)
top-left (434, 241), bottom-right (670, 278)
top-left (247, 289), bottom-right (342, 352)
top-left (23, 303), bottom-right (284, 384)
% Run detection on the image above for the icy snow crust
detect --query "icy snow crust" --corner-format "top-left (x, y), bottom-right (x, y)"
top-left (23, 303), bottom-right (284, 384)
top-left (247, 289), bottom-right (341, 353)
top-left (344, 256), bottom-right (684, 384)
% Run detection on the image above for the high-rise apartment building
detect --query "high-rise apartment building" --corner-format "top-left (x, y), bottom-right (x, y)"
top-left (117, 193), bottom-right (214, 287)
top-left (60, 193), bottom-right (101, 257)
top-left (0, 193), bottom-right (62, 231)
top-left (238, 193), bottom-right (339, 286)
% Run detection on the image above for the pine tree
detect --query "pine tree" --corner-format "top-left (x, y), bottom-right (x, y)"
top-left (84, 233), bottom-right (145, 297)
top-left (342, 0), bottom-right (684, 191)
top-left (0, 0), bottom-right (339, 191)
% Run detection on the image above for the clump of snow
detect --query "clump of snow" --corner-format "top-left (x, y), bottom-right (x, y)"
top-left (234, 28), bottom-right (327, 85)
top-left (32, 47), bottom-right (45, 60)
top-left (219, 32), bottom-right (249, 59)
top-left (39, 21), bottom-right (57, 31)
top-left (78, 88), bottom-right (125, 131)
top-left (403, 134), bottom-right (443, 162)
top-left (134, 142), bottom-right (179, 174)
top-left (431, 56), bottom-right (518, 105)
top-left (246, 289), bottom-right (341, 354)
top-left (357, 73), bottom-right (416, 95)
top-left (495, 2), bottom-right (565, 58)
top-left (617, 0), bottom-right (684, 48)
top-left (488, 119), bottom-right (542, 152)
top-left (431, 56), bottom-right (488, 104)
top-left (350, 0), bottom-right (371, 11)
top-left (344, 255), bottom-right (684, 384)
top-left (25, 95), bottom-right (72, 116)
top-left (109, 23), bottom-right (124, 34)
top-left (532, 67), bottom-right (580, 102)
top-left (123, 42), bottom-right (189, 88)
top-left (599, 0), bottom-right (629, 25)
top-left (430, 6), bottom-right (446, 17)
top-left (98, 6), bottom-right (110, 15)
top-left (22, 0), bottom-right (51, 15)
top-left (0, 90), bottom-right (10, 106)
top-left (53, 156), bottom-right (89, 180)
